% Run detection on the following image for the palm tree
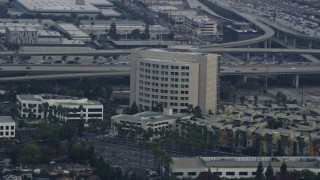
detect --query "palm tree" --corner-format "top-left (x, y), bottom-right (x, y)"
top-left (57, 105), bottom-right (63, 117)
top-left (265, 133), bottom-right (273, 156)
top-left (136, 126), bottom-right (144, 139)
top-left (147, 128), bottom-right (154, 141)
top-left (78, 105), bottom-right (85, 122)
top-left (42, 102), bottom-right (49, 120)
top-left (280, 135), bottom-right (289, 155)
top-left (297, 137), bottom-right (306, 156)
top-left (254, 95), bottom-right (259, 106)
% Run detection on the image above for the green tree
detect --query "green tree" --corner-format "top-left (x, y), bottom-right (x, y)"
top-left (131, 29), bottom-right (141, 39)
top-left (280, 160), bottom-right (287, 174)
top-left (144, 24), bottom-right (150, 39)
top-left (18, 141), bottom-right (40, 164)
top-left (256, 161), bottom-right (265, 180)
top-left (49, 134), bottom-right (60, 150)
top-left (129, 102), bottom-right (139, 115)
top-left (78, 120), bottom-right (85, 136)
top-left (193, 106), bottom-right (203, 118)
top-left (254, 95), bottom-right (259, 106)
top-left (108, 21), bottom-right (117, 40)
top-left (265, 161), bottom-right (274, 180)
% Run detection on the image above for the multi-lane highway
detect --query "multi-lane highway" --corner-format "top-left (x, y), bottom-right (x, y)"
top-left (2, 48), bottom-right (320, 58)
top-left (1, 64), bottom-right (320, 82)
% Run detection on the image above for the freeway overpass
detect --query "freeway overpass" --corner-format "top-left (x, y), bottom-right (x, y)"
top-left (1, 64), bottom-right (320, 82)
top-left (2, 48), bottom-right (320, 57)
top-left (197, 1), bottom-right (275, 48)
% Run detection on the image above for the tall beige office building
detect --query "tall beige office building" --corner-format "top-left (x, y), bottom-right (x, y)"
top-left (130, 49), bottom-right (220, 114)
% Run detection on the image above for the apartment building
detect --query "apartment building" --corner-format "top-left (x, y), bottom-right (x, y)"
top-left (130, 49), bottom-right (220, 114)
top-left (17, 94), bottom-right (103, 122)
top-left (0, 116), bottom-right (15, 138)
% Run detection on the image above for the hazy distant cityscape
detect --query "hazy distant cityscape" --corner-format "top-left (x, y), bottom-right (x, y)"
top-left (1, 0), bottom-right (320, 179)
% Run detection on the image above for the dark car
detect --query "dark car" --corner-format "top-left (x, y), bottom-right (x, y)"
top-left (25, 66), bottom-right (32, 69)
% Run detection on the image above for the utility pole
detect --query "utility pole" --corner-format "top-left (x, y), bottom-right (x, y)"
top-left (265, 65), bottom-right (269, 93)
top-left (301, 85), bottom-right (304, 107)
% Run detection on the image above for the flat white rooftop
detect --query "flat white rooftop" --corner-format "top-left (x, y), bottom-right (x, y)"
top-left (37, 30), bottom-right (62, 37)
top-left (57, 23), bottom-right (89, 38)
top-left (0, 116), bottom-right (15, 123)
top-left (15, 0), bottom-right (112, 13)
top-left (6, 26), bottom-right (37, 31)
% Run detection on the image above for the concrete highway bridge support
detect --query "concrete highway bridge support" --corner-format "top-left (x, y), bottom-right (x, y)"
top-left (274, 29), bottom-right (315, 49)
top-left (224, 73), bottom-right (301, 89)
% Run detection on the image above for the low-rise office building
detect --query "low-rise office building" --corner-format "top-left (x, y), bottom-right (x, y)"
top-left (14, 0), bottom-right (113, 15)
top-left (79, 20), bottom-right (170, 40)
top-left (223, 22), bottom-right (260, 42)
top-left (111, 108), bottom-right (191, 138)
top-left (170, 156), bottom-right (320, 179)
top-left (0, 116), bottom-right (15, 138)
top-left (17, 94), bottom-right (103, 122)
top-left (5, 27), bottom-right (38, 45)
top-left (56, 23), bottom-right (91, 42)
top-left (184, 16), bottom-right (218, 37)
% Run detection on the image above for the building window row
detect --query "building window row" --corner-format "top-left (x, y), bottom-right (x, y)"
top-left (181, 72), bottom-right (189, 76)
top-left (0, 132), bottom-right (14, 136)
top-left (0, 126), bottom-right (14, 130)
top-left (174, 171), bottom-right (251, 177)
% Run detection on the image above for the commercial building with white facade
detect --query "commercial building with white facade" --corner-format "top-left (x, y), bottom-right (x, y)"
top-left (5, 27), bottom-right (38, 45)
top-left (0, 116), bottom-right (15, 138)
top-left (170, 156), bottom-right (320, 179)
top-left (111, 109), bottom-right (191, 136)
top-left (130, 49), bottom-right (220, 114)
top-left (184, 16), bottom-right (218, 37)
top-left (56, 23), bottom-right (91, 42)
top-left (17, 94), bottom-right (103, 122)
top-left (79, 20), bottom-right (170, 40)
top-left (14, 0), bottom-right (113, 15)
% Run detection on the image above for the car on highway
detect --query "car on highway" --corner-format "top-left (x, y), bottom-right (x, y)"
top-left (25, 66), bottom-right (32, 69)
top-left (111, 68), bottom-right (117, 71)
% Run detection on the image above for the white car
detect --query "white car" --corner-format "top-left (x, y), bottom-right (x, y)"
top-left (49, 161), bottom-right (55, 164)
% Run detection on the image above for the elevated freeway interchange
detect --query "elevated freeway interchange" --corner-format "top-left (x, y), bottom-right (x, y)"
top-left (1, 0), bottom-right (320, 84)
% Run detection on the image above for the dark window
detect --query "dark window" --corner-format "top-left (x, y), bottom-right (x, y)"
top-left (88, 108), bottom-right (103, 112)
top-left (0, 126), bottom-right (3, 130)
top-left (5, 126), bottom-right (9, 130)
top-left (69, 114), bottom-right (80, 117)
top-left (0, 132), bottom-right (3, 136)
top-left (239, 172), bottom-right (248, 176)
top-left (215, 172), bottom-right (222, 176)
top-left (88, 114), bottom-right (102, 117)
top-left (252, 172), bottom-right (257, 175)
top-left (174, 172), bottom-right (183, 176)
top-left (187, 172), bottom-right (196, 176)
top-left (11, 132), bottom-right (14, 136)
top-left (5, 132), bottom-right (8, 136)
top-left (226, 172), bottom-right (235, 176)
top-left (11, 126), bottom-right (14, 130)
